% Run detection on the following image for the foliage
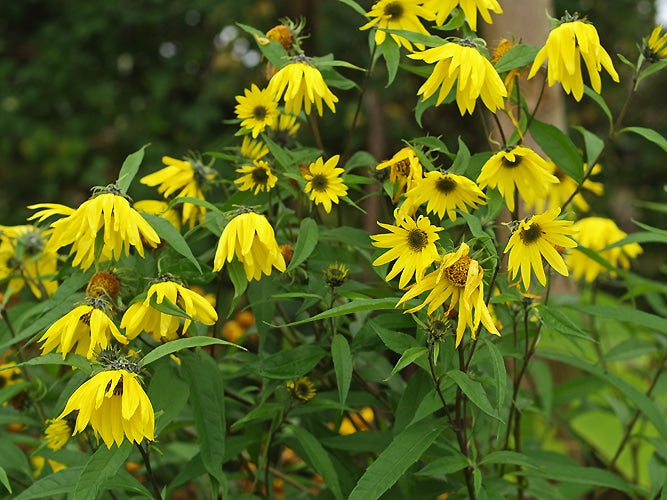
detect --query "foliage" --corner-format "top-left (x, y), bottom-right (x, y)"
top-left (0, 1), bottom-right (666, 499)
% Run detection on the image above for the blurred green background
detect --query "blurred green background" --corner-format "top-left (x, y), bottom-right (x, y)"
top-left (1, 0), bottom-right (664, 240)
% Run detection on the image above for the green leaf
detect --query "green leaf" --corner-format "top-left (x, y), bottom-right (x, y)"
top-left (148, 364), bottom-right (190, 435)
top-left (148, 293), bottom-right (193, 321)
top-left (529, 118), bottom-right (584, 183)
top-left (18, 353), bottom-right (92, 374)
top-left (278, 298), bottom-right (398, 327)
top-left (494, 44), bottom-right (540, 73)
top-left (237, 23), bottom-right (288, 68)
top-left (291, 426), bottom-right (344, 500)
top-left (250, 345), bottom-right (326, 379)
top-left (286, 217), bottom-right (319, 272)
top-left (142, 337), bottom-right (244, 365)
top-left (573, 126), bottom-right (605, 165)
top-left (140, 212), bottom-right (202, 272)
top-left (380, 37), bottom-right (400, 86)
top-left (449, 136), bottom-right (471, 175)
top-left (227, 258), bottom-right (249, 303)
top-left (0, 465), bottom-right (10, 494)
top-left (482, 337), bottom-right (507, 414)
top-left (101, 469), bottom-right (154, 497)
top-left (618, 126), bottom-right (667, 151)
top-left (414, 92), bottom-right (439, 128)
top-left (337, 0), bottom-right (366, 16)
top-left (347, 420), bottom-right (442, 500)
top-left (601, 338), bottom-right (659, 363)
top-left (262, 134), bottom-right (293, 170)
top-left (538, 305), bottom-right (595, 341)
top-left (180, 349), bottom-right (227, 488)
top-left (638, 59), bottom-right (667, 84)
top-left (73, 441), bottom-right (132, 500)
top-left (583, 87), bottom-right (613, 126)
top-left (332, 334), bottom-right (353, 407)
top-left (539, 350), bottom-right (667, 440)
top-left (480, 451), bottom-right (538, 469)
top-left (415, 453), bottom-right (469, 477)
top-left (447, 369), bottom-right (500, 420)
top-left (567, 304), bottom-right (667, 334)
top-left (116, 144), bottom-right (149, 193)
top-left (370, 320), bottom-right (420, 354)
top-left (386, 346), bottom-right (428, 380)
top-left (14, 467), bottom-right (83, 499)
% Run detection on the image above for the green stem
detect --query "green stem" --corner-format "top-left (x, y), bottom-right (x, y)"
top-left (136, 441), bottom-right (162, 500)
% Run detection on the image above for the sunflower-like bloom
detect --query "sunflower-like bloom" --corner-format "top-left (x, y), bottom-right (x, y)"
top-left (371, 212), bottom-right (443, 288)
top-left (424, 0), bottom-right (502, 31)
top-left (476, 146), bottom-right (559, 212)
top-left (39, 298), bottom-right (128, 359)
top-left (359, 0), bottom-right (435, 51)
top-left (269, 112), bottom-right (301, 144)
top-left (526, 161), bottom-right (603, 213)
top-left (528, 15), bottom-right (619, 101)
top-left (140, 156), bottom-right (215, 228)
top-left (409, 38), bottom-right (507, 115)
top-left (286, 376), bottom-right (316, 402)
top-left (44, 419), bottom-right (72, 451)
top-left (304, 155), bottom-right (348, 214)
top-left (376, 147), bottom-right (424, 202)
top-left (29, 190), bottom-right (160, 271)
top-left (121, 278), bottom-right (218, 341)
top-left (56, 369), bottom-right (154, 448)
top-left (505, 208), bottom-right (578, 289)
top-left (235, 84), bottom-right (280, 138)
top-left (397, 242), bottom-right (500, 346)
top-left (0, 225), bottom-right (59, 299)
top-left (133, 199), bottom-right (181, 231)
top-left (241, 136), bottom-right (270, 161)
top-left (213, 210), bottom-right (286, 281)
top-left (643, 26), bottom-right (667, 63)
top-left (404, 171), bottom-right (486, 221)
top-left (569, 217), bottom-right (643, 282)
top-left (234, 160), bottom-right (278, 194)
top-left (267, 58), bottom-right (338, 116)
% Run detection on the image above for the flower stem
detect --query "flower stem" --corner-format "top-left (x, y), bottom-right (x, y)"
top-left (136, 441), bottom-right (162, 500)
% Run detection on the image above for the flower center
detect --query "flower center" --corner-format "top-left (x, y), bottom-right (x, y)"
top-left (445, 256), bottom-right (471, 287)
top-left (406, 228), bottom-right (428, 252)
top-left (311, 174), bottom-right (329, 192)
top-left (435, 176), bottom-right (457, 193)
top-left (519, 223), bottom-right (543, 244)
top-left (383, 1), bottom-right (403, 19)
top-left (253, 105), bottom-right (267, 120)
top-left (394, 158), bottom-right (411, 176)
top-left (501, 152), bottom-right (522, 168)
top-left (23, 231), bottom-right (44, 254)
top-left (554, 167), bottom-right (566, 181)
top-left (251, 166), bottom-right (269, 185)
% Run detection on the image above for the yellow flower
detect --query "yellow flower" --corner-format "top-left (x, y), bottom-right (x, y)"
top-left (56, 369), bottom-right (155, 448)
top-left (133, 200), bottom-right (181, 231)
top-left (0, 362), bottom-right (22, 390)
top-left (39, 298), bottom-right (128, 359)
top-left (140, 155), bottom-right (215, 228)
top-left (234, 84), bottom-right (280, 138)
top-left (241, 136), bottom-right (270, 161)
top-left (376, 147), bottom-right (423, 202)
top-left (234, 160), bottom-right (278, 194)
top-left (270, 112), bottom-right (301, 142)
top-left (267, 58), bottom-right (338, 116)
top-left (338, 407), bottom-right (374, 435)
top-left (0, 225), bottom-right (59, 299)
top-left (371, 211), bottom-right (443, 288)
top-left (359, 0), bottom-right (435, 51)
top-left (424, 0), bottom-right (502, 32)
top-left (643, 26), bottom-right (667, 62)
top-left (120, 278), bottom-right (218, 341)
top-left (528, 15), bottom-right (619, 101)
top-left (409, 38), bottom-right (507, 115)
top-left (476, 146), bottom-right (559, 212)
top-left (304, 155), bottom-right (348, 214)
top-left (29, 189), bottom-right (160, 271)
top-left (505, 208), bottom-right (578, 289)
top-left (45, 419), bottom-right (72, 451)
top-left (397, 242), bottom-right (500, 347)
top-left (404, 171), bottom-right (486, 221)
top-left (568, 217), bottom-right (643, 282)
top-left (31, 456), bottom-right (66, 476)
top-left (325, 262), bottom-right (350, 288)
top-left (286, 376), bottom-right (316, 401)
top-left (213, 210), bottom-right (286, 281)
top-left (526, 161), bottom-right (603, 213)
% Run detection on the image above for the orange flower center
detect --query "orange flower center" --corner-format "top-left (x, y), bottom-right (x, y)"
top-left (445, 256), bottom-right (471, 287)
